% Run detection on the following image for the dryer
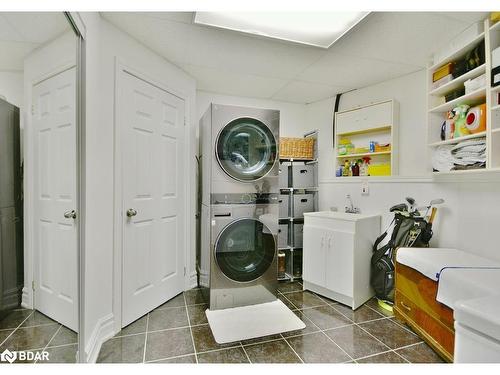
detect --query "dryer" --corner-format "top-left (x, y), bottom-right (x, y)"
top-left (200, 104), bottom-right (280, 205)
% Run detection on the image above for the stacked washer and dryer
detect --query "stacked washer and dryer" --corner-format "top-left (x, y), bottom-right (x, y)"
top-left (199, 104), bottom-right (280, 310)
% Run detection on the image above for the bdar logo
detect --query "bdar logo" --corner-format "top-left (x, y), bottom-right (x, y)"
top-left (0, 349), bottom-right (17, 363)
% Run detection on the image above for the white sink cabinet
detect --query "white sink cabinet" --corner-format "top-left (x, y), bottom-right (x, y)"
top-left (303, 211), bottom-right (381, 309)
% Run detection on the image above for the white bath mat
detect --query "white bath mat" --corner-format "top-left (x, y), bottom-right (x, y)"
top-left (205, 299), bottom-right (306, 344)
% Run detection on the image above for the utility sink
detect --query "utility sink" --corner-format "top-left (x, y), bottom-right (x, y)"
top-left (303, 211), bottom-right (380, 221)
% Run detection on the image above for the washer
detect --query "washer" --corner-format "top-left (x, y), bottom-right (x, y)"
top-left (207, 200), bottom-right (278, 310)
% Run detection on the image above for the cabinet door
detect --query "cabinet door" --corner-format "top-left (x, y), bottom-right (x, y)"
top-left (325, 230), bottom-right (354, 297)
top-left (303, 225), bottom-right (326, 287)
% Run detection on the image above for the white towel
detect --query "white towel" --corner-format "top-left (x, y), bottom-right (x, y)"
top-left (436, 268), bottom-right (500, 309)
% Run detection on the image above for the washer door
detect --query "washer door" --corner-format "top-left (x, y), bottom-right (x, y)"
top-left (216, 117), bottom-right (277, 182)
top-left (215, 218), bottom-right (275, 282)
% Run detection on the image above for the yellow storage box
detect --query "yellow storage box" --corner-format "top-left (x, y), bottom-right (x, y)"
top-left (433, 63), bottom-right (454, 83)
top-left (369, 164), bottom-right (391, 176)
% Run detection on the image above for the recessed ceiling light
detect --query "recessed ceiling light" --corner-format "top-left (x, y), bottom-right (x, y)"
top-left (193, 11), bottom-right (369, 49)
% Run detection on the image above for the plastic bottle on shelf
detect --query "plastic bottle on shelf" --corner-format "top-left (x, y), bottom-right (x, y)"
top-left (342, 160), bottom-right (350, 177)
top-left (352, 160), bottom-right (360, 176)
top-left (360, 157), bottom-right (371, 176)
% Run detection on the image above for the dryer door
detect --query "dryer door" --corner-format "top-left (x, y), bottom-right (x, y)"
top-left (216, 117), bottom-right (277, 182)
top-left (215, 218), bottom-right (275, 282)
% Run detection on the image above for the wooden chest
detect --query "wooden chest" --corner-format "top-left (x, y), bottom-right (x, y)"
top-left (394, 262), bottom-right (455, 362)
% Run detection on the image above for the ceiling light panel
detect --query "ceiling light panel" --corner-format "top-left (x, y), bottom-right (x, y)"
top-left (194, 11), bottom-right (368, 49)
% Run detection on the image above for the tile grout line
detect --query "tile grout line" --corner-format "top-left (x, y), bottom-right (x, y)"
top-left (0, 309), bottom-right (35, 348)
top-left (389, 316), bottom-right (421, 336)
top-left (391, 349), bottom-right (411, 363)
top-left (36, 324), bottom-right (63, 364)
top-left (318, 300), bottom-right (395, 354)
top-left (145, 352), bottom-right (195, 364)
top-left (354, 348), bottom-right (396, 362)
top-left (183, 292), bottom-right (198, 364)
top-left (240, 343), bottom-right (252, 364)
top-left (360, 301), bottom-right (422, 340)
top-left (241, 337), bottom-right (284, 348)
top-left (293, 306), bottom-right (355, 363)
top-left (327, 302), bottom-right (386, 324)
top-left (353, 322), bottom-right (394, 351)
top-left (141, 312), bottom-right (150, 363)
top-left (319, 328), bottom-right (355, 363)
top-left (112, 320), bottom-right (221, 341)
top-left (44, 342), bottom-right (78, 350)
top-left (280, 333), bottom-right (304, 363)
top-left (196, 343), bottom-right (241, 355)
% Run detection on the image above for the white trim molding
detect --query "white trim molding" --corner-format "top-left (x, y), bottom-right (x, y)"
top-left (84, 313), bottom-right (114, 363)
top-left (21, 287), bottom-right (31, 309)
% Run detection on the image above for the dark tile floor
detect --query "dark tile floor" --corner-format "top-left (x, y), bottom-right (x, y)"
top-left (0, 308), bottom-right (78, 363)
top-left (97, 282), bottom-right (445, 364)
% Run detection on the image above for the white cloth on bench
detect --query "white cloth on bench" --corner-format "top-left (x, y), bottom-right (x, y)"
top-left (396, 248), bottom-right (500, 281)
top-left (436, 268), bottom-right (500, 309)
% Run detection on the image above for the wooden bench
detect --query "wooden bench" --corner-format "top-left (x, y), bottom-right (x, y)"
top-left (394, 248), bottom-right (500, 362)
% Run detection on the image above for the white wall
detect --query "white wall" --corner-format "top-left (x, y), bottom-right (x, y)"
top-left (308, 69), bottom-right (427, 182)
top-left (306, 70), bottom-right (500, 262)
top-left (0, 71), bottom-right (23, 107)
top-left (196, 90), bottom-right (310, 141)
top-left (80, 14), bottom-right (197, 362)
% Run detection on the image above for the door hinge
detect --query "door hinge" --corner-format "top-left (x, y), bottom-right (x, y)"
top-left (184, 267), bottom-right (186, 276)
top-left (32, 280), bottom-right (35, 291)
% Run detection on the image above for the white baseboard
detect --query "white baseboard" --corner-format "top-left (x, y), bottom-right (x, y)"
top-left (200, 270), bottom-right (209, 288)
top-left (21, 287), bottom-right (32, 309)
top-left (85, 313), bottom-right (115, 363)
top-left (189, 271), bottom-right (198, 289)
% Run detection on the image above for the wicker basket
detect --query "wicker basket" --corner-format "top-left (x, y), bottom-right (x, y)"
top-left (279, 137), bottom-right (315, 160)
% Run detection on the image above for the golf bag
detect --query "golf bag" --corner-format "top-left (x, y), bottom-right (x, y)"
top-left (370, 212), bottom-right (433, 303)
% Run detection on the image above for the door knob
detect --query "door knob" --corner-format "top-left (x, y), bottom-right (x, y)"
top-left (126, 208), bottom-right (137, 217)
top-left (64, 210), bottom-right (77, 219)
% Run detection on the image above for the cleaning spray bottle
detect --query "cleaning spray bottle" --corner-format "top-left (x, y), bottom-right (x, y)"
top-left (360, 157), bottom-right (371, 176)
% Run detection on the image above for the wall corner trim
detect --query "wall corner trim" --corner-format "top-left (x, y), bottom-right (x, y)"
top-left (85, 313), bottom-right (115, 363)
top-left (21, 287), bottom-right (31, 309)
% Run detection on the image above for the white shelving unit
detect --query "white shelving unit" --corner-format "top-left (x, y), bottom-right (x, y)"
top-left (427, 16), bottom-right (500, 174)
top-left (334, 99), bottom-right (399, 177)
top-left (278, 130), bottom-right (318, 283)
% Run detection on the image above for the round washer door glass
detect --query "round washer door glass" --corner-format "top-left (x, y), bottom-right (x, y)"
top-left (215, 218), bottom-right (275, 282)
top-left (216, 117), bottom-right (277, 181)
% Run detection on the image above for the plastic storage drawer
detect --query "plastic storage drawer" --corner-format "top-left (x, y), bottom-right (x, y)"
top-left (292, 165), bottom-right (314, 188)
top-left (293, 194), bottom-right (314, 217)
top-left (279, 162), bottom-right (290, 188)
top-left (293, 223), bottom-right (304, 248)
top-left (278, 224), bottom-right (288, 248)
top-left (278, 195), bottom-right (289, 218)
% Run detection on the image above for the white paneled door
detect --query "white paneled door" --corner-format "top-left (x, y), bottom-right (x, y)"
top-left (120, 71), bottom-right (185, 327)
top-left (32, 67), bottom-right (78, 331)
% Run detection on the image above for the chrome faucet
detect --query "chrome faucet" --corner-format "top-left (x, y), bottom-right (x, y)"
top-left (345, 194), bottom-right (360, 214)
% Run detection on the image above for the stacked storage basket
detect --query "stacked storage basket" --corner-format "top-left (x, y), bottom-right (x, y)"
top-left (277, 131), bottom-right (318, 281)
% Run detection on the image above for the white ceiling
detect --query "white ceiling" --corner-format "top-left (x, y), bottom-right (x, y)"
top-left (104, 12), bottom-right (488, 104)
top-left (0, 12), bottom-right (70, 71)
